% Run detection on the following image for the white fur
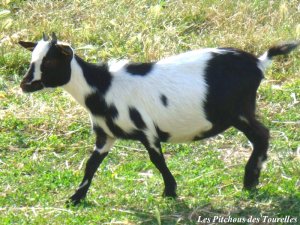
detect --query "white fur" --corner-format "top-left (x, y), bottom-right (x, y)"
top-left (94, 137), bottom-right (115, 154)
top-left (107, 49), bottom-right (214, 142)
top-left (65, 49), bottom-right (220, 143)
top-left (30, 40), bottom-right (50, 83)
top-left (258, 51), bottom-right (272, 71)
top-left (63, 58), bottom-right (93, 107)
top-left (30, 40), bottom-right (75, 84)
top-left (257, 156), bottom-right (264, 170)
top-left (78, 180), bottom-right (88, 189)
top-left (108, 59), bottom-right (129, 72)
top-left (239, 116), bottom-right (249, 124)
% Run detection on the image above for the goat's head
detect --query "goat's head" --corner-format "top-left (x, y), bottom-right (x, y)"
top-left (19, 33), bottom-right (73, 92)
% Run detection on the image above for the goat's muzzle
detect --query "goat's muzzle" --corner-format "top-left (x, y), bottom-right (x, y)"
top-left (20, 80), bottom-right (44, 93)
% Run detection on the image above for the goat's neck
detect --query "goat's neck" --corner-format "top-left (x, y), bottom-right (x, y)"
top-left (62, 55), bottom-right (96, 107)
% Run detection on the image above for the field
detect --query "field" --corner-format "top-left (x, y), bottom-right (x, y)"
top-left (0, 0), bottom-right (299, 224)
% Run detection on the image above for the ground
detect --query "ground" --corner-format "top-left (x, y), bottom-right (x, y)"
top-left (0, 0), bottom-right (299, 224)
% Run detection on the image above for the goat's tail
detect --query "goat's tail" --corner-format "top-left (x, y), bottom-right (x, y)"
top-left (258, 41), bottom-right (300, 71)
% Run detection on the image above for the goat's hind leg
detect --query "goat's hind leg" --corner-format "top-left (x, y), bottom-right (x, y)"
top-left (234, 117), bottom-right (270, 190)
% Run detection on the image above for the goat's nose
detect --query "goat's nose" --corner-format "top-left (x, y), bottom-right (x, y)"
top-left (20, 80), bottom-right (44, 93)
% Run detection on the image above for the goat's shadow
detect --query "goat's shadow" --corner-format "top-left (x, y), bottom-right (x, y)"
top-left (72, 189), bottom-right (299, 224)
top-left (131, 191), bottom-right (300, 225)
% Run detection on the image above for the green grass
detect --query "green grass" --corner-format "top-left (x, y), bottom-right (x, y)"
top-left (1, 0), bottom-right (299, 224)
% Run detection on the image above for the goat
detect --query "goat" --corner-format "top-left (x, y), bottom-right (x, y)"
top-left (19, 33), bottom-right (299, 205)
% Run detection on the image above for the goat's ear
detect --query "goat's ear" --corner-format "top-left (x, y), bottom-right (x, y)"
top-left (18, 41), bottom-right (37, 51)
top-left (55, 44), bottom-right (73, 56)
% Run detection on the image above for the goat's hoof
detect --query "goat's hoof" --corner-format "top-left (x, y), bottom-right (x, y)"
top-left (243, 186), bottom-right (257, 192)
top-left (66, 198), bottom-right (81, 207)
top-left (66, 194), bottom-right (85, 207)
top-left (162, 189), bottom-right (177, 198)
top-left (243, 180), bottom-right (259, 191)
top-left (243, 171), bottom-right (260, 190)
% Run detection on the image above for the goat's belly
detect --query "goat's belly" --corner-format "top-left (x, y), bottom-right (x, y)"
top-left (155, 115), bottom-right (213, 143)
top-left (169, 126), bottom-right (212, 143)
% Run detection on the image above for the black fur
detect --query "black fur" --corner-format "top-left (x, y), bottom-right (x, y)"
top-left (234, 118), bottom-right (269, 189)
top-left (68, 126), bottom-right (109, 205)
top-left (21, 36), bottom-right (299, 205)
top-left (40, 43), bottom-right (72, 87)
top-left (22, 63), bottom-right (35, 82)
top-left (267, 41), bottom-right (300, 58)
top-left (105, 117), bottom-right (147, 142)
top-left (126, 62), bottom-right (154, 76)
top-left (203, 49), bottom-right (270, 190)
top-left (93, 126), bottom-right (107, 149)
top-left (145, 143), bottom-right (177, 197)
top-left (85, 94), bottom-right (148, 141)
top-left (129, 107), bottom-right (147, 129)
top-left (155, 125), bottom-right (170, 142)
top-left (85, 93), bottom-right (108, 116)
top-left (20, 64), bottom-right (42, 92)
top-left (18, 41), bottom-right (37, 51)
top-left (107, 104), bottom-right (119, 120)
top-left (204, 50), bottom-right (263, 126)
top-left (75, 55), bottom-right (112, 95)
top-left (69, 151), bottom-right (109, 205)
top-left (85, 93), bottom-right (119, 121)
top-left (160, 94), bottom-right (168, 107)
top-left (21, 42), bottom-right (73, 91)
top-left (105, 117), bottom-right (127, 137)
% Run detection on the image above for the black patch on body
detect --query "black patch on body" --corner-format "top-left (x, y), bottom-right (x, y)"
top-left (126, 62), bottom-right (154, 76)
top-left (85, 93), bottom-right (148, 142)
top-left (160, 94), bottom-right (168, 107)
top-left (107, 104), bottom-right (119, 120)
top-left (75, 55), bottom-right (112, 95)
top-left (105, 117), bottom-right (148, 143)
top-left (105, 117), bottom-right (127, 137)
top-left (155, 125), bottom-right (170, 142)
top-left (129, 107), bottom-right (146, 129)
top-left (85, 93), bottom-right (108, 116)
top-left (85, 93), bottom-right (119, 120)
top-left (203, 49), bottom-right (263, 137)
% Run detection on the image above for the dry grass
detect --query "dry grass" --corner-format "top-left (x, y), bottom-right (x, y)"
top-left (1, 0), bottom-right (299, 224)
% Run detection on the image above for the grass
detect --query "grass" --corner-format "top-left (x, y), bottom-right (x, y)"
top-left (0, 0), bottom-right (299, 224)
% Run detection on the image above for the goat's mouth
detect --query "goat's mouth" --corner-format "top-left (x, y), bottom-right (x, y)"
top-left (20, 80), bottom-right (44, 93)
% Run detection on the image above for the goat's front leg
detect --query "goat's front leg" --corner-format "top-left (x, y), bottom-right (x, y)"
top-left (68, 127), bottom-right (115, 206)
top-left (143, 140), bottom-right (177, 198)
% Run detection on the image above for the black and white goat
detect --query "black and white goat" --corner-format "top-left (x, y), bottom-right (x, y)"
top-left (19, 33), bottom-right (299, 205)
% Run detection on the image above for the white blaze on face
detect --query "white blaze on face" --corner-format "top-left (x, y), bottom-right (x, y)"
top-left (30, 40), bottom-right (50, 82)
